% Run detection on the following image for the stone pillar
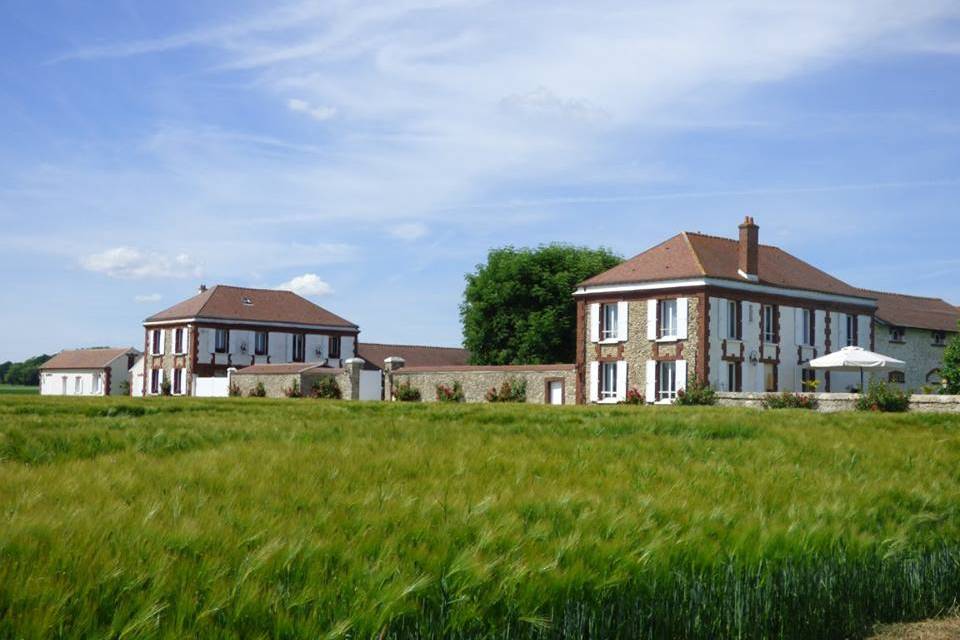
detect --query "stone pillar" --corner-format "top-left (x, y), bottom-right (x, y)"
top-left (383, 357), bottom-right (406, 401)
top-left (343, 358), bottom-right (366, 401)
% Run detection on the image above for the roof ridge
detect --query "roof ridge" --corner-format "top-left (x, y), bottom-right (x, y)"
top-left (684, 230), bottom-right (783, 251)
top-left (360, 342), bottom-right (467, 350)
top-left (857, 288), bottom-right (950, 303)
top-left (681, 232), bottom-right (707, 276)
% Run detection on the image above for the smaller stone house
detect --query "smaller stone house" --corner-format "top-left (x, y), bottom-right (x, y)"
top-left (40, 348), bottom-right (140, 396)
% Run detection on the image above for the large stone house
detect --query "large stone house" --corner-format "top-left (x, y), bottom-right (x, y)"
top-left (141, 284), bottom-right (359, 396)
top-left (574, 218), bottom-right (958, 404)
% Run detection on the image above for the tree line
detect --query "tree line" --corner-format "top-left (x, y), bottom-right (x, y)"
top-left (0, 355), bottom-right (51, 386)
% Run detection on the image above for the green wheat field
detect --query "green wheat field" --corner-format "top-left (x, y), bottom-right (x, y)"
top-left (1, 396), bottom-right (959, 639)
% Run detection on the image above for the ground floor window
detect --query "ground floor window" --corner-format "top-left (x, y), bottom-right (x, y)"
top-left (889, 371), bottom-right (906, 384)
top-left (92, 375), bottom-right (100, 394)
top-left (600, 362), bottom-right (618, 400)
top-left (658, 361), bottom-right (677, 401)
top-left (764, 363), bottom-right (777, 392)
top-left (801, 368), bottom-right (817, 391)
top-left (150, 369), bottom-right (160, 395)
top-left (173, 368), bottom-right (182, 395)
top-left (74, 377), bottom-right (82, 394)
top-left (725, 362), bottom-right (742, 392)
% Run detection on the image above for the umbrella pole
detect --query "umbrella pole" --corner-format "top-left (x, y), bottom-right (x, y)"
top-left (860, 368), bottom-right (864, 393)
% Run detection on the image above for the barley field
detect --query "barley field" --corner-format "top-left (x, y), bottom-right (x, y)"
top-left (1, 396), bottom-right (959, 639)
top-left (0, 384), bottom-right (38, 395)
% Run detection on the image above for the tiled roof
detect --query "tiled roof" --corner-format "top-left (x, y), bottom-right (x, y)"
top-left (145, 285), bottom-right (357, 329)
top-left (859, 290), bottom-right (960, 333)
top-left (399, 364), bottom-right (575, 373)
top-left (233, 363), bottom-right (344, 375)
top-left (356, 343), bottom-right (470, 370)
top-left (580, 232), bottom-right (870, 299)
top-left (40, 348), bottom-right (138, 370)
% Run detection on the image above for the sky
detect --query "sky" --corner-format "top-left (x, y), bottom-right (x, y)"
top-left (1, 0), bottom-right (959, 361)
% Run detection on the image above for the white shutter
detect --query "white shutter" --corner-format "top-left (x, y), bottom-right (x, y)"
top-left (617, 301), bottom-right (629, 342)
top-left (838, 313), bottom-right (847, 348)
top-left (718, 299), bottom-right (728, 339)
top-left (180, 369), bottom-right (187, 395)
top-left (859, 316), bottom-right (871, 348)
top-left (616, 360), bottom-right (628, 401)
top-left (794, 308), bottom-right (804, 346)
top-left (677, 298), bottom-right (688, 340)
top-left (647, 300), bottom-right (658, 340)
top-left (159, 369), bottom-right (165, 391)
top-left (590, 303), bottom-right (600, 343)
top-left (645, 360), bottom-right (657, 403)
top-left (158, 329), bottom-right (165, 355)
top-left (588, 361), bottom-right (599, 403)
top-left (676, 360), bottom-right (688, 394)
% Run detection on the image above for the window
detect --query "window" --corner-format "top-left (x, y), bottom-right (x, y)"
top-left (600, 362), bottom-right (618, 400)
top-left (328, 335), bottom-right (342, 359)
top-left (726, 362), bottom-right (741, 392)
top-left (292, 334), bottom-right (306, 362)
top-left (764, 363), bottom-right (777, 392)
top-left (762, 305), bottom-right (778, 343)
top-left (933, 331), bottom-right (947, 346)
top-left (801, 368), bottom-right (817, 391)
top-left (799, 309), bottom-right (814, 346)
top-left (174, 328), bottom-right (185, 354)
top-left (173, 368), bottom-right (182, 395)
top-left (215, 329), bottom-right (229, 354)
top-left (726, 300), bottom-right (740, 340)
top-left (151, 330), bottom-right (162, 355)
top-left (150, 370), bottom-right (160, 395)
top-left (75, 376), bottom-right (82, 394)
top-left (255, 331), bottom-right (268, 356)
top-left (888, 371), bottom-right (905, 384)
top-left (92, 375), bottom-right (100, 394)
top-left (658, 361), bottom-right (677, 401)
top-left (659, 299), bottom-right (678, 339)
top-left (845, 314), bottom-right (858, 347)
top-left (889, 326), bottom-right (905, 343)
top-left (600, 303), bottom-right (619, 341)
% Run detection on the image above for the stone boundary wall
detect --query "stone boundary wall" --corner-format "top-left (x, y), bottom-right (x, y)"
top-left (715, 392), bottom-right (960, 413)
top-left (389, 365), bottom-right (577, 404)
top-left (230, 369), bottom-right (356, 399)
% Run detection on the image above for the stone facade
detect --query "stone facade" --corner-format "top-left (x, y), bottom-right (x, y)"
top-left (230, 369), bottom-right (356, 399)
top-left (714, 391), bottom-right (960, 413)
top-left (875, 326), bottom-right (953, 392)
top-left (389, 366), bottom-right (576, 404)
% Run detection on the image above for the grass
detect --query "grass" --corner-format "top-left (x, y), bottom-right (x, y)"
top-left (0, 384), bottom-right (38, 395)
top-left (1, 396), bottom-right (959, 639)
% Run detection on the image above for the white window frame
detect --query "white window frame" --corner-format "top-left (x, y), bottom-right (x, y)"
top-left (255, 331), bottom-right (268, 356)
top-left (92, 374), bottom-right (101, 394)
top-left (328, 335), bottom-right (341, 359)
top-left (763, 305), bottom-right (777, 344)
top-left (74, 376), bottom-right (82, 394)
top-left (726, 361), bottom-right (739, 392)
top-left (174, 328), bottom-right (186, 354)
top-left (600, 362), bottom-right (618, 401)
top-left (659, 299), bottom-right (678, 340)
top-left (600, 303), bottom-right (619, 342)
top-left (726, 300), bottom-right (739, 340)
top-left (845, 314), bottom-right (857, 347)
top-left (657, 361), bottom-right (677, 402)
top-left (292, 333), bottom-right (306, 362)
top-left (151, 330), bottom-right (162, 355)
top-left (150, 369), bottom-right (160, 395)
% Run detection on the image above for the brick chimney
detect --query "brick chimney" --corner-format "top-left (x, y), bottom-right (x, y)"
top-left (738, 216), bottom-right (759, 281)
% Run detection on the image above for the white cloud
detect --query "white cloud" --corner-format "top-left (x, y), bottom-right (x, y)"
top-left (80, 247), bottom-right (201, 279)
top-left (276, 273), bottom-right (333, 297)
top-left (134, 293), bottom-right (163, 303)
top-left (388, 222), bottom-right (429, 241)
top-left (287, 98), bottom-right (337, 121)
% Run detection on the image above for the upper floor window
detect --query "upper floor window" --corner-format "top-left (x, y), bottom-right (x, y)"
top-left (889, 326), bottom-right (905, 343)
top-left (215, 329), bottom-right (229, 354)
top-left (659, 300), bottom-right (678, 339)
top-left (845, 314), bottom-right (858, 347)
top-left (292, 333), bottom-right (306, 362)
top-left (726, 300), bottom-right (740, 340)
top-left (255, 331), bottom-right (268, 356)
top-left (174, 328), bottom-right (185, 354)
top-left (151, 330), bottom-right (162, 355)
top-left (600, 361), bottom-right (618, 400)
top-left (763, 305), bottom-right (778, 343)
top-left (933, 331), bottom-right (947, 346)
top-left (328, 335), bottom-right (342, 359)
top-left (800, 308), bottom-right (814, 346)
top-left (600, 303), bottom-right (619, 341)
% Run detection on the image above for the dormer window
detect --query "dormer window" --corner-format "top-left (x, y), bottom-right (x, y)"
top-left (241, 296), bottom-right (253, 306)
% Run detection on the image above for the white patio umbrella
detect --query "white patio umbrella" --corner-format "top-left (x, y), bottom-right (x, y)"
top-left (808, 346), bottom-right (905, 391)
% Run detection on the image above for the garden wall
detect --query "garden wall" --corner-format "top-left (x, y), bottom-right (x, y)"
top-left (388, 364), bottom-right (577, 404)
top-left (715, 392), bottom-right (960, 413)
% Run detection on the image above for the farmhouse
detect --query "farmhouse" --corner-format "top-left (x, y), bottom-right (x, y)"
top-left (139, 284), bottom-right (359, 397)
top-left (574, 218), bottom-right (959, 404)
top-left (40, 347), bottom-right (140, 396)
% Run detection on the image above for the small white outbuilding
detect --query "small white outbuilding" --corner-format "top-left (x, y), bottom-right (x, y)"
top-left (39, 348), bottom-right (140, 397)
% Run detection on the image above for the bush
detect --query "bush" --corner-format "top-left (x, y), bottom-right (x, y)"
top-left (312, 377), bottom-right (342, 400)
top-left (674, 381), bottom-right (716, 406)
top-left (762, 392), bottom-right (820, 410)
top-left (284, 379), bottom-right (302, 398)
top-left (436, 381), bottom-right (465, 403)
top-left (160, 379), bottom-right (171, 397)
top-left (118, 380), bottom-right (131, 396)
top-left (393, 381), bottom-right (421, 402)
top-left (228, 382), bottom-right (241, 397)
top-left (624, 387), bottom-right (644, 405)
top-left (856, 381), bottom-right (910, 413)
top-left (943, 330), bottom-right (960, 394)
top-left (248, 382), bottom-right (266, 398)
top-left (485, 378), bottom-right (527, 403)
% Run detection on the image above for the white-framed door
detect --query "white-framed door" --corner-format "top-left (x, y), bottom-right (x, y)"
top-left (547, 380), bottom-right (564, 405)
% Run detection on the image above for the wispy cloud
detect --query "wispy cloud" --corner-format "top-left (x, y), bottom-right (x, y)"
top-left (134, 293), bottom-right (163, 303)
top-left (80, 248), bottom-right (201, 279)
top-left (276, 273), bottom-right (333, 297)
top-left (388, 222), bottom-right (429, 241)
top-left (287, 98), bottom-right (337, 121)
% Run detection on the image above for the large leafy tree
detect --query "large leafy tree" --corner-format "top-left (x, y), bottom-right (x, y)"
top-left (942, 324), bottom-right (960, 394)
top-left (2, 355), bottom-right (51, 386)
top-left (461, 244), bottom-right (621, 365)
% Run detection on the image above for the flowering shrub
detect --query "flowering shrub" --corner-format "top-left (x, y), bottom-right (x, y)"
top-left (436, 381), bottom-right (465, 403)
top-left (855, 381), bottom-right (909, 413)
top-left (485, 378), bottom-right (527, 403)
top-left (623, 388), bottom-right (644, 405)
top-left (393, 381), bottom-right (422, 402)
top-left (674, 381), bottom-right (716, 406)
top-left (761, 392), bottom-right (819, 410)
top-left (312, 377), bottom-right (342, 400)
top-left (247, 382), bottom-right (266, 398)
top-left (228, 382), bottom-right (241, 397)
top-left (283, 379), bottom-right (302, 398)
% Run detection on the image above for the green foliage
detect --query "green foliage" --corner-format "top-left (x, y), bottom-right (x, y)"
top-left (856, 380), bottom-right (910, 413)
top-left (159, 378), bottom-right (172, 397)
top-left (393, 380), bottom-right (422, 402)
top-left (436, 381), bottom-right (465, 402)
top-left (942, 329), bottom-right (960, 394)
top-left (485, 378), bottom-right (527, 403)
top-left (284, 378), bottom-right (302, 398)
top-left (4, 397), bottom-right (960, 638)
top-left (461, 244), bottom-right (621, 365)
top-left (228, 381), bottom-right (241, 397)
top-left (761, 392), bottom-right (820, 410)
top-left (674, 381), bottom-right (716, 406)
top-left (118, 380), bottom-right (131, 396)
top-left (0, 354), bottom-right (51, 386)
top-left (311, 376), bottom-right (341, 400)
top-left (247, 382), bottom-right (266, 398)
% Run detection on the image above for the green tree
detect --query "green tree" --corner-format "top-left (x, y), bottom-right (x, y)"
top-left (942, 325), bottom-right (960, 394)
top-left (461, 244), bottom-right (621, 365)
top-left (2, 355), bottom-right (52, 386)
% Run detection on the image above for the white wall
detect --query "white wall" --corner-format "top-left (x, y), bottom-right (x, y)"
top-left (40, 370), bottom-right (104, 396)
top-left (193, 326), bottom-right (352, 366)
top-left (358, 370), bottom-right (383, 401)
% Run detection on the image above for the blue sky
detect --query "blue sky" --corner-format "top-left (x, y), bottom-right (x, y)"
top-left (2, 1), bottom-right (960, 362)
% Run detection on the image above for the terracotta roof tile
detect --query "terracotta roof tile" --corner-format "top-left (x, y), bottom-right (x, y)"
top-left (40, 348), bottom-right (138, 370)
top-left (859, 290), bottom-right (960, 333)
top-left (356, 343), bottom-right (470, 370)
top-left (399, 364), bottom-right (575, 373)
top-left (145, 285), bottom-right (357, 329)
